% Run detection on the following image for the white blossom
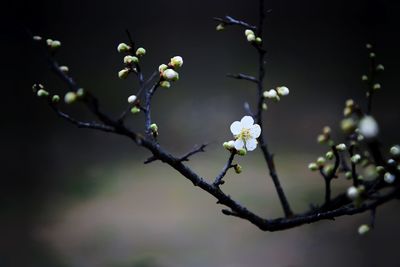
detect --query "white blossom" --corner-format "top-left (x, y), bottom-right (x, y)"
top-left (230, 116), bottom-right (261, 151)
top-left (277, 86), bottom-right (289, 96)
top-left (359, 116), bottom-right (379, 139)
top-left (127, 95), bottom-right (137, 104)
top-left (170, 56), bottom-right (183, 68)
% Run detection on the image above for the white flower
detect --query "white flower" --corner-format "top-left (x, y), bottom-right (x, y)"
top-left (127, 95), bottom-right (137, 104)
top-left (170, 56), bottom-right (183, 68)
top-left (359, 116), bottom-right (379, 139)
top-left (277, 86), bottom-right (289, 96)
top-left (230, 116), bottom-right (261, 151)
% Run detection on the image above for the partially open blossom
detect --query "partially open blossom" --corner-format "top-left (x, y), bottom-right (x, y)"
top-left (170, 56), bottom-right (183, 68)
top-left (359, 116), bottom-right (379, 139)
top-left (230, 116), bottom-right (261, 151)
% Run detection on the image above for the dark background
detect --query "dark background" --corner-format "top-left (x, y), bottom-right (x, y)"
top-left (3, 0), bottom-right (400, 266)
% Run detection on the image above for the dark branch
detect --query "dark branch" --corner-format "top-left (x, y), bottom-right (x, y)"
top-left (179, 143), bottom-right (208, 161)
top-left (214, 152), bottom-right (235, 186)
top-left (227, 73), bottom-right (259, 83)
top-left (213, 15), bottom-right (257, 30)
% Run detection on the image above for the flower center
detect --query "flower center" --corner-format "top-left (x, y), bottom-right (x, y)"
top-left (238, 128), bottom-right (251, 140)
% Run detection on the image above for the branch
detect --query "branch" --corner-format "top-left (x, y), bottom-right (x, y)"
top-left (227, 73), bottom-right (259, 84)
top-left (213, 152), bottom-right (235, 186)
top-left (179, 143), bottom-right (208, 161)
top-left (213, 15), bottom-right (257, 30)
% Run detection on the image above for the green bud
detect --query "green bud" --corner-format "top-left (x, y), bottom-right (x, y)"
top-left (336, 143), bottom-right (347, 152)
top-left (255, 37), bottom-right (262, 44)
top-left (37, 89), bottom-right (49, 98)
top-left (216, 23), bottom-right (225, 31)
top-left (345, 171), bottom-right (352, 179)
top-left (341, 118), bottom-right (357, 134)
top-left (32, 83), bottom-right (44, 93)
top-left (343, 107), bottom-right (352, 117)
top-left (117, 43), bottom-right (131, 53)
top-left (237, 148), bottom-right (247, 156)
top-left (361, 75), bottom-right (368, 81)
top-left (64, 91), bottom-right (77, 104)
top-left (136, 47), bottom-right (146, 57)
top-left (158, 64), bottom-right (168, 73)
top-left (59, 65), bottom-right (69, 73)
top-left (234, 164), bottom-right (242, 174)
top-left (124, 55), bottom-right (139, 64)
top-left (325, 151), bottom-right (334, 160)
top-left (358, 224), bottom-right (370, 235)
top-left (316, 157), bottom-right (326, 166)
top-left (223, 141), bottom-right (235, 150)
top-left (376, 64), bottom-right (384, 71)
top-left (262, 103), bottom-right (268, 110)
top-left (323, 164), bottom-right (335, 176)
top-left (373, 83), bottom-right (381, 91)
top-left (52, 95), bottom-right (60, 103)
top-left (351, 154), bottom-right (362, 164)
top-left (160, 81), bottom-right (171, 88)
top-left (118, 68), bottom-right (130, 79)
top-left (308, 162), bottom-right (318, 171)
top-left (50, 40), bottom-right (61, 49)
top-left (317, 134), bottom-right (327, 144)
top-left (131, 106), bottom-right (140, 114)
top-left (150, 123), bottom-right (158, 132)
top-left (76, 88), bottom-right (85, 98)
top-left (376, 166), bottom-right (385, 175)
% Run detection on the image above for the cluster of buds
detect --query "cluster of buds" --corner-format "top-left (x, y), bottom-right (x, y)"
top-left (244, 29), bottom-right (262, 45)
top-left (117, 42), bottom-right (146, 79)
top-left (46, 38), bottom-right (61, 49)
top-left (64, 88), bottom-right (85, 104)
top-left (32, 83), bottom-right (84, 105)
top-left (317, 126), bottom-right (333, 145)
top-left (158, 56), bottom-right (183, 88)
top-left (262, 86), bottom-right (289, 107)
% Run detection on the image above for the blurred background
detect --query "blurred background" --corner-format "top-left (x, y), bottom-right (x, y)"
top-left (4, 0), bottom-right (400, 266)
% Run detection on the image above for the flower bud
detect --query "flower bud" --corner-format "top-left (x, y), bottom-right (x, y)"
top-left (246, 34), bottom-right (256, 42)
top-left (117, 43), bottom-right (131, 53)
top-left (170, 56), bottom-right (183, 69)
top-left (59, 65), bottom-right (69, 73)
top-left (46, 39), bottom-right (53, 46)
top-left (262, 103), bottom-right (268, 110)
top-left (131, 106), bottom-right (140, 114)
top-left (323, 164), bottom-right (335, 176)
top-left (32, 83), bottom-right (44, 93)
top-left (366, 43), bottom-right (373, 49)
top-left (124, 55), bottom-right (139, 64)
top-left (390, 145), bottom-right (400, 157)
top-left (127, 95), bottom-right (137, 104)
top-left (160, 81), bottom-right (171, 88)
top-left (336, 143), bottom-right (347, 151)
top-left (158, 64), bottom-right (168, 73)
top-left (255, 37), bottom-right (262, 44)
top-left (263, 89), bottom-right (278, 99)
top-left (351, 154), bottom-right (362, 164)
top-left (341, 118), bottom-right (357, 134)
top-left (33, 35), bottom-right (42, 41)
top-left (317, 134), bottom-right (327, 144)
top-left (369, 52), bottom-right (376, 58)
top-left (316, 157), bottom-right (326, 166)
top-left (384, 172), bottom-right (396, 184)
top-left (50, 40), bottom-right (61, 49)
top-left (277, 86), bottom-right (289, 96)
top-left (37, 89), bottom-right (49, 98)
top-left (322, 126), bottom-right (331, 135)
top-left (325, 151), bottom-right (334, 160)
top-left (345, 171), bottom-right (352, 179)
top-left (64, 91), bottom-right (77, 104)
top-left (376, 64), bottom-right (384, 71)
top-left (223, 140), bottom-right (235, 150)
top-left (376, 166), bottom-right (385, 175)
top-left (150, 123), bottom-right (158, 133)
top-left (245, 29), bottom-right (254, 36)
top-left (308, 162), bottom-right (318, 171)
top-left (52, 95), bottom-right (60, 103)
top-left (118, 68), bottom-right (130, 79)
top-left (237, 148), bottom-right (247, 156)
top-left (358, 224), bottom-right (370, 235)
top-left (162, 69), bottom-right (179, 81)
top-left (136, 47), bottom-right (146, 57)
top-left (234, 164), bottom-right (242, 174)
top-left (216, 23), bottom-right (225, 31)
top-left (361, 75), bottom-right (368, 81)
top-left (347, 186), bottom-right (359, 200)
top-left (345, 99), bottom-right (354, 108)
top-left (76, 88), bottom-right (85, 98)
top-left (372, 83), bottom-right (381, 91)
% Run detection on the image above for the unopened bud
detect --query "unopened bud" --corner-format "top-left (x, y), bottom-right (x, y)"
top-left (124, 56), bottom-right (139, 64)
top-left (325, 151), bottom-right (334, 160)
top-left (33, 35), bottom-right (42, 41)
top-left (162, 69), bottom-right (179, 81)
top-left (223, 140), bottom-right (235, 150)
top-left (50, 40), bottom-right (61, 49)
top-left (118, 68), bottom-right (130, 79)
top-left (136, 47), bottom-right (146, 57)
top-left (373, 83), bottom-right (381, 91)
top-left (237, 148), bottom-right (247, 156)
top-left (117, 43), bottom-right (131, 53)
top-left (244, 29), bottom-right (254, 36)
top-left (277, 86), bottom-right (289, 96)
top-left (351, 154), bottom-right (362, 164)
top-left (384, 172), bottom-right (396, 184)
top-left (358, 224), bottom-right (370, 235)
top-left (150, 123), bottom-right (158, 133)
top-left (361, 75), bottom-right (368, 81)
top-left (347, 186), bottom-right (359, 200)
top-left (336, 143), bottom-right (347, 151)
top-left (52, 95), bottom-right (60, 103)
top-left (159, 64), bottom-right (168, 73)
top-left (170, 56), bottom-right (183, 69)
top-left (216, 23), bottom-right (225, 31)
top-left (255, 37), bottom-right (262, 44)
top-left (127, 95), bottom-right (137, 104)
top-left (376, 64), bottom-right (384, 71)
top-left (59, 65), bottom-right (69, 73)
top-left (246, 34), bottom-right (256, 42)
top-left (308, 162), bottom-right (318, 171)
top-left (234, 164), bottom-right (242, 174)
top-left (37, 89), bottom-right (49, 98)
top-left (390, 145), bottom-right (400, 157)
top-left (64, 91), bottom-right (77, 104)
top-left (131, 106), bottom-right (140, 114)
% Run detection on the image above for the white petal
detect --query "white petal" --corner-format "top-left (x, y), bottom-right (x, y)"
top-left (240, 116), bottom-right (254, 128)
top-left (230, 121), bottom-right (242, 135)
top-left (250, 124), bottom-right (261, 138)
top-left (234, 139), bottom-right (244, 150)
top-left (246, 138), bottom-right (258, 151)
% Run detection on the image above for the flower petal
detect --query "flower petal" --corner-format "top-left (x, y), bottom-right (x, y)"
top-left (245, 138), bottom-right (258, 151)
top-left (234, 139), bottom-right (245, 150)
top-left (240, 116), bottom-right (254, 128)
top-left (250, 124), bottom-right (261, 138)
top-left (230, 121), bottom-right (242, 135)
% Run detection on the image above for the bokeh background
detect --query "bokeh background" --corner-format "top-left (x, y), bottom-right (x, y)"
top-left (4, 0), bottom-right (400, 266)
